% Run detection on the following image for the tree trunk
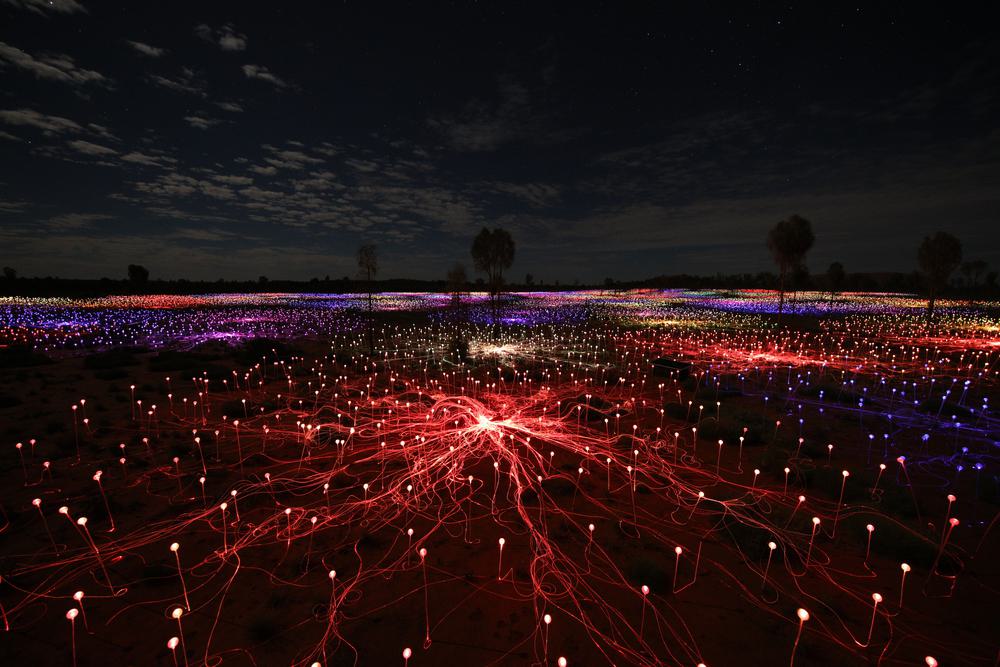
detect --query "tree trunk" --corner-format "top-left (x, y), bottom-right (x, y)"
top-left (927, 289), bottom-right (936, 322)
top-left (777, 269), bottom-right (786, 321)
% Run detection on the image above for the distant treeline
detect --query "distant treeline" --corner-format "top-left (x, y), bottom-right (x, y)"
top-left (0, 270), bottom-right (996, 298)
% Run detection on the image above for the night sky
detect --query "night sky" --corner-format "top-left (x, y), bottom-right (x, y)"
top-left (2, 1), bottom-right (998, 282)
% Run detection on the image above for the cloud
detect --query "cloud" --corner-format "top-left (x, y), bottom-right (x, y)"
top-left (1, 0), bottom-right (86, 15)
top-left (217, 24), bottom-right (247, 51)
top-left (0, 130), bottom-right (19, 141)
top-left (489, 182), bottom-right (560, 207)
top-left (48, 212), bottom-right (113, 229)
top-left (126, 40), bottom-right (166, 57)
top-left (148, 67), bottom-right (206, 96)
top-left (120, 151), bottom-right (176, 168)
top-left (195, 23), bottom-right (247, 51)
top-left (242, 64), bottom-right (288, 89)
top-left (67, 139), bottom-right (117, 155)
top-left (0, 199), bottom-right (29, 213)
top-left (0, 108), bottom-right (82, 133)
top-left (87, 122), bottom-right (117, 141)
top-left (428, 77), bottom-right (536, 152)
top-left (212, 174), bottom-right (253, 186)
top-left (0, 41), bottom-right (109, 86)
top-left (215, 101), bottom-right (244, 112)
top-left (183, 113), bottom-right (220, 130)
top-left (261, 146), bottom-right (323, 170)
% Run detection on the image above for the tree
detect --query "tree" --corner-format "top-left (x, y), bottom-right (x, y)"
top-left (258, 275), bottom-right (269, 285)
top-left (127, 264), bottom-right (150, 283)
top-left (357, 244), bottom-right (378, 311)
top-left (826, 261), bottom-right (846, 297)
top-left (446, 262), bottom-right (467, 307)
top-left (917, 232), bottom-right (962, 320)
top-left (471, 227), bottom-right (515, 323)
top-left (525, 273), bottom-right (534, 287)
top-left (2, 266), bottom-right (15, 281)
top-left (959, 259), bottom-right (988, 288)
top-left (357, 244), bottom-right (378, 349)
top-left (766, 215), bottom-right (815, 318)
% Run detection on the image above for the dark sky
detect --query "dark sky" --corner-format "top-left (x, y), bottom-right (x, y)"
top-left (1, 1), bottom-right (998, 282)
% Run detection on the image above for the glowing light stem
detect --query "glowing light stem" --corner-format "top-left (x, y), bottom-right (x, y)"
top-left (762, 541), bottom-right (777, 591)
top-left (805, 517), bottom-right (820, 567)
top-left (419, 547), bottom-right (431, 648)
top-left (832, 470), bottom-right (849, 538)
top-left (898, 563), bottom-right (910, 608)
top-left (67, 609), bottom-right (78, 667)
top-left (94, 472), bottom-right (115, 532)
top-left (790, 608), bottom-right (809, 667)
top-left (172, 607), bottom-right (190, 667)
top-left (170, 543), bottom-right (190, 611)
top-left (497, 538), bottom-right (505, 580)
top-left (78, 518), bottom-right (114, 592)
top-left (863, 593), bottom-right (882, 647)
top-left (33, 499), bottom-right (58, 552)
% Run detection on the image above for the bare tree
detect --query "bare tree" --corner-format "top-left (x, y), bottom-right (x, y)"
top-left (357, 244), bottom-right (378, 312)
top-left (826, 261), bottom-right (846, 298)
top-left (766, 215), bottom-right (815, 319)
top-left (471, 228), bottom-right (515, 324)
top-left (918, 232), bottom-right (962, 320)
top-left (357, 244), bottom-right (378, 349)
top-left (446, 262), bottom-right (467, 307)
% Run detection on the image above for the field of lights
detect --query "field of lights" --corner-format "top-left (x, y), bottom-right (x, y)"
top-left (0, 289), bottom-right (997, 666)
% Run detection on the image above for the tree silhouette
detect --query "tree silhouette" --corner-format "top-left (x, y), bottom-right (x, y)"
top-left (2, 266), bottom-right (15, 281)
top-left (446, 262), bottom-right (467, 307)
top-left (826, 261), bottom-right (846, 297)
top-left (357, 244), bottom-right (378, 311)
top-left (127, 264), bottom-right (149, 283)
top-left (959, 259), bottom-right (988, 288)
top-left (917, 232), bottom-right (962, 320)
top-left (357, 244), bottom-right (378, 349)
top-left (471, 227), bottom-right (515, 323)
top-left (766, 215), bottom-right (814, 318)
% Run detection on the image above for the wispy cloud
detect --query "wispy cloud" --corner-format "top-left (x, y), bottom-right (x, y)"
top-left (148, 67), bottom-right (206, 96)
top-left (215, 101), bottom-right (244, 112)
top-left (67, 139), bottom-right (117, 156)
top-left (48, 212), bottom-right (113, 229)
top-left (242, 64), bottom-right (288, 89)
top-left (195, 23), bottom-right (247, 51)
top-left (0, 108), bottom-right (82, 133)
top-left (120, 151), bottom-right (176, 168)
top-left (1, 0), bottom-right (85, 15)
top-left (183, 113), bottom-right (220, 130)
top-left (126, 40), bottom-right (166, 58)
top-left (0, 41), bottom-right (109, 86)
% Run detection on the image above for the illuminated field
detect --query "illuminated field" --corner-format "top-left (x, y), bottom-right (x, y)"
top-left (0, 290), bottom-right (996, 666)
